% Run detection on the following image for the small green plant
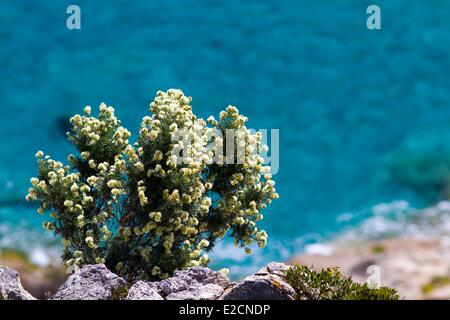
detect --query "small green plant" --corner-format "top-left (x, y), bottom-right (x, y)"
top-left (370, 244), bottom-right (385, 254)
top-left (26, 89), bottom-right (278, 281)
top-left (111, 286), bottom-right (129, 300)
top-left (284, 265), bottom-right (399, 300)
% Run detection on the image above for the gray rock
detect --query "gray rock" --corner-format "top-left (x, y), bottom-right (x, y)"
top-left (0, 266), bottom-right (36, 300)
top-left (159, 266), bottom-right (230, 295)
top-left (166, 283), bottom-right (224, 300)
top-left (51, 264), bottom-right (127, 300)
top-left (256, 262), bottom-right (291, 277)
top-left (125, 281), bottom-right (163, 300)
top-left (221, 262), bottom-right (295, 300)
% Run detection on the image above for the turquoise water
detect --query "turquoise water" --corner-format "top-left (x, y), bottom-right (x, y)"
top-left (2, 0), bottom-right (450, 275)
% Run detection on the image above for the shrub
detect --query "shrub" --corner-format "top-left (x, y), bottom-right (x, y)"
top-left (284, 265), bottom-right (400, 300)
top-left (26, 89), bottom-right (278, 281)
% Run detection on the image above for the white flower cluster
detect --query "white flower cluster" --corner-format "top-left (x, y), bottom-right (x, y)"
top-left (26, 151), bottom-right (111, 268)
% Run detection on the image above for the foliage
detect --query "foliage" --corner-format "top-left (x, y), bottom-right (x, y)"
top-left (284, 265), bottom-right (400, 300)
top-left (26, 89), bottom-right (278, 281)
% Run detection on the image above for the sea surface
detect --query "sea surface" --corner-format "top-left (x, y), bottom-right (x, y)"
top-left (2, 0), bottom-right (450, 277)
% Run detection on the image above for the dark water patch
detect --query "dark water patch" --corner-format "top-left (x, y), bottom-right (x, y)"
top-left (54, 114), bottom-right (72, 138)
top-left (383, 129), bottom-right (450, 204)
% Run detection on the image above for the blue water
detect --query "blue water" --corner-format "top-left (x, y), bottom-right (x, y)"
top-left (2, 0), bottom-right (450, 276)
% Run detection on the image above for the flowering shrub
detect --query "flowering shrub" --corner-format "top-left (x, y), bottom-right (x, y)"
top-left (26, 89), bottom-right (278, 281)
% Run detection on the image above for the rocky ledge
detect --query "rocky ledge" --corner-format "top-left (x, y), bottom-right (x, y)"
top-left (0, 262), bottom-right (295, 300)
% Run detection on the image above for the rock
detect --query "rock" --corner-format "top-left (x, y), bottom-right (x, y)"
top-left (159, 266), bottom-right (230, 295)
top-left (0, 266), bottom-right (36, 300)
top-left (256, 262), bottom-right (291, 277)
top-left (51, 264), bottom-right (127, 300)
top-left (221, 262), bottom-right (295, 300)
top-left (1, 263), bottom-right (299, 300)
top-left (125, 281), bottom-right (163, 300)
top-left (166, 283), bottom-right (224, 300)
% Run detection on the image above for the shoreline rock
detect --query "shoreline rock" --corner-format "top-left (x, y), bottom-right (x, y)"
top-left (0, 262), bottom-right (294, 300)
